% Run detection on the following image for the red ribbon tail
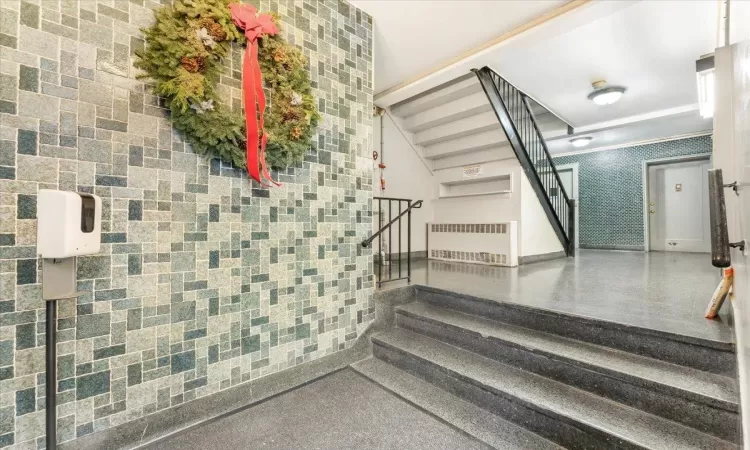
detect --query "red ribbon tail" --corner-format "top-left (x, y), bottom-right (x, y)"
top-left (243, 43), bottom-right (261, 184)
top-left (260, 134), bottom-right (281, 186)
top-left (251, 45), bottom-right (279, 187)
top-left (257, 136), bottom-right (273, 188)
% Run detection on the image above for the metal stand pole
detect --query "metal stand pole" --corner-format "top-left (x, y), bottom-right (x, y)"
top-left (42, 258), bottom-right (78, 450)
top-left (46, 299), bottom-right (57, 450)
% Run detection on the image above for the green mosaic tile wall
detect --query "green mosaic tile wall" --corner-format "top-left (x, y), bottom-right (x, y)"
top-left (552, 135), bottom-right (712, 250)
top-left (0, 0), bottom-right (373, 447)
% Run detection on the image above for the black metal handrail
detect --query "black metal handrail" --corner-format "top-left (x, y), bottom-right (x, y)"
top-left (473, 66), bottom-right (575, 256)
top-left (363, 197), bottom-right (423, 287)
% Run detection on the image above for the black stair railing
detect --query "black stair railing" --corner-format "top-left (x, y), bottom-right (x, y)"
top-left (473, 66), bottom-right (575, 256)
top-left (362, 197), bottom-right (423, 287)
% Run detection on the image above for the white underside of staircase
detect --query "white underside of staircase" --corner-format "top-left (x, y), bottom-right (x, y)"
top-left (383, 74), bottom-right (565, 259)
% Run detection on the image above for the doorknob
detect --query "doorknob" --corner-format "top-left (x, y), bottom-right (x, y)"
top-left (649, 202), bottom-right (655, 206)
top-left (649, 209), bottom-right (655, 214)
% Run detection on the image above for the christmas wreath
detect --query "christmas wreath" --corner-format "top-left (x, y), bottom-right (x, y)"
top-left (134, 0), bottom-right (320, 183)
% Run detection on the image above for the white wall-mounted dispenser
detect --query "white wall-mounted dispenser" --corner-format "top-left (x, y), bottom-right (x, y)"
top-left (36, 189), bottom-right (103, 450)
top-left (37, 189), bottom-right (102, 258)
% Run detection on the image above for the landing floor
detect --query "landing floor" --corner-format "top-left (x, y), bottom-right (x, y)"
top-left (146, 369), bottom-right (490, 450)
top-left (379, 250), bottom-right (733, 344)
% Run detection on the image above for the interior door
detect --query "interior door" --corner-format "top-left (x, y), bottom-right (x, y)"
top-left (648, 159), bottom-right (711, 253)
top-left (648, 165), bottom-right (666, 251)
top-left (557, 168), bottom-right (579, 249)
top-left (662, 160), bottom-right (711, 252)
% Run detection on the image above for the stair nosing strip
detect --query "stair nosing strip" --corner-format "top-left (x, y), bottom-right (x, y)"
top-left (414, 284), bottom-right (735, 351)
top-left (395, 303), bottom-right (738, 412)
top-left (372, 330), bottom-right (733, 450)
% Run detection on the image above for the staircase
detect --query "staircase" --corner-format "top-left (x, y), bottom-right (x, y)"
top-left (474, 66), bottom-right (575, 255)
top-left (387, 70), bottom-right (574, 261)
top-left (353, 287), bottom-right (739, 449)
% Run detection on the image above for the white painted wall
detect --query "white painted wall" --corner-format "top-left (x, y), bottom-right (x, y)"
top-left (372, 114), bottom-right (435, 252)
top-left (433, 159), bottom-right (522, 224)
top-left (713, 41), bottom-right (750, 450)
top-left (519, 175), bottom-right (564, 257)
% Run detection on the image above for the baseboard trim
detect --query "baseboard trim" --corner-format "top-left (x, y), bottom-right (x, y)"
top-left (579, 244), bottom-right (645, 251)
top-left (64, 343), bottom-right (371, 450)
top-left (519, 251), bottom-right (566, 265)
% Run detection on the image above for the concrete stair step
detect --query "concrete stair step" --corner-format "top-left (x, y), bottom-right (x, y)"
top-left (390, 74), bottom-right (483, 118)
top-left (423, 129), bottom-right (508, 160)
top-left (402, 92), bottom-right (492, 133)
top-left (415, 111), bottom-right (500, 147)
top-left (372, 329), bottom-right (737, 450)
top-left (431, 148), bottom-right (517, 171)
top-left (413, 111), bottom-right (567, 149)
top-left (415, 286), bottom-right (737, 377)
top-left (351, 358), bottom-right (564, 450)
top-left (396, 301), bottom-right (739, 442)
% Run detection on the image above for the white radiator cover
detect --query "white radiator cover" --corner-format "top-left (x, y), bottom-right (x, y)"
top-left (427, 222), bottom-right (518, 267)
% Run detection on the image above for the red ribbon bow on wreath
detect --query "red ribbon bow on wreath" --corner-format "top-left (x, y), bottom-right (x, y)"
top-left (229, 3), bottom-right (280, 186)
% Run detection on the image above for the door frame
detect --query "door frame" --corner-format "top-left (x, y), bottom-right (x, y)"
top-left (556, 163), bottom-right (579, 249)
top-left (641, 154), bottom-right (711, 252)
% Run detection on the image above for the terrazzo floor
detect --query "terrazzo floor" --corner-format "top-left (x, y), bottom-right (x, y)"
top-left (378, 250), bottom-right (732, 344)
top-left (146, 369), bottom-right (491, 450)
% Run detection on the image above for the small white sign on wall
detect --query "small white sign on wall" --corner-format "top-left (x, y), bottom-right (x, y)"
top-left (462, 164), bottom-right (483, 178)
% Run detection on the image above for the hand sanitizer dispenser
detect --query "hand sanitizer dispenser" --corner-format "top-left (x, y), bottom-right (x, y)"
top-left (37, 190), bottom-right (102, 258)
top-left (36, 189), bottom-right (102, 300)
top-left (36, 189), bottom-right (102, 450)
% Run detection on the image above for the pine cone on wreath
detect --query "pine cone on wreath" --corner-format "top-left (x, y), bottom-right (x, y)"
top-left (208, 23), bottom-right (227, 42)
top-left (273, 49), bottom-right (288, 64)
top-left (197, 17), bottom-right (216, 30)
top-left (180, 56), bottom-right (205, 73)
top-left (283, 108), bottom-right (301, 122)
top-left (291, 127), bottom-right (303, 139)
top-left (196, 17), bottom-right (226, 42)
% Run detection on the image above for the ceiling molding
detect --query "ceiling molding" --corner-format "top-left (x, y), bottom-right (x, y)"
top-left (374, 0), bottom-right (592, 101)
top-left (550, 130), bottom-right (712, 159)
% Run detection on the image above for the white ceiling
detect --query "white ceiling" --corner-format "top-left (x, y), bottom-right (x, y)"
top-left (357, 0), bottom-right (730, 156)
top-left (348, 0), bottom-right (567, 94)
top-left (497, 0), bottom-right (718, 127)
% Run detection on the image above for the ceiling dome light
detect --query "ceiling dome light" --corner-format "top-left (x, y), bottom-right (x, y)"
top-left (587, 80), bottom-right (626, 105)
top-left (570, 137), bottom-right (593, 148)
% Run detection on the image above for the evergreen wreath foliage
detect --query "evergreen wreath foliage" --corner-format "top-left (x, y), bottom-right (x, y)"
top-left (134, 0), bottom-right (320, 171)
